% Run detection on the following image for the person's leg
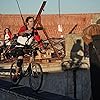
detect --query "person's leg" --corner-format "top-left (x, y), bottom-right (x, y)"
top-left (28, 46), bottom-right (33, 66)
top-left (12, 47), bottom-right (24, 82)
top-left (15, 48), bottom-right (24, 76)
top-left (15, 56), bottom-right (23, 76)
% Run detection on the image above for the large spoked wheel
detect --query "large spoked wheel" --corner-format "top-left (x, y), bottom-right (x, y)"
top-left (29, 63), bottom-right (43, 92)
top-left (61, 61), bottom-right (71, 71)
top-left (10, 61), bottom-right (21, 85)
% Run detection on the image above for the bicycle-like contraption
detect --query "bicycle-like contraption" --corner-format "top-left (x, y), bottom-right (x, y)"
top-left (61, 59), bottom-right (89, 71)
top-left (10, 40), bottom-right (43, 92)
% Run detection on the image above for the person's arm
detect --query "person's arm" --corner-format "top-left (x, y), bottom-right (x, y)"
top-left (34, 30), bottom-right (46, 53)
top-left (18, 26), bottom-right (27, 36)
top-left (34, 30), bottom-right (43, 48)
top-left (8, 32), bottom-right (12, 40)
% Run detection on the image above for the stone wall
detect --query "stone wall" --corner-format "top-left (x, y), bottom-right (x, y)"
top-left (1, 13), bottom-right (100, 39)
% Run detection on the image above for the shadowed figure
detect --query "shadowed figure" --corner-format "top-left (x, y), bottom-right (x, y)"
top-left (70, 39), bottom-right (84, 64)
top-left (89, 35), bottom-right (100, 100)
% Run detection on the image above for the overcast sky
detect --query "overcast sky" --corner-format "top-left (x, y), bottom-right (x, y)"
top-left (0, 0), bottom-right (100, 14)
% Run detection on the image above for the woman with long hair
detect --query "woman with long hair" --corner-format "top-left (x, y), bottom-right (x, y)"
top-left (4, 28), bottom-right (12, 46)
top-left (3, 28), bottom-right (12, 59)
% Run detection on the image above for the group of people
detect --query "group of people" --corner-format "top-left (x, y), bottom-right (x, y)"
top-left (0, 16), bottom-right (45, 81)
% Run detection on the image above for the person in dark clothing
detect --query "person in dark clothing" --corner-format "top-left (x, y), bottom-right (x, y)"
top-left (70, 39), bottom-right (84, 64)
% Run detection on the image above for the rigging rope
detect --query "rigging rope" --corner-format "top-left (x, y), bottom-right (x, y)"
top-left (16, 0), bottom-right (25, 25)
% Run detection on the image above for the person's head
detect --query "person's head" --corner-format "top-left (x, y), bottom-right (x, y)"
top-left (25, 16), bottom-right (34, 27)
top-left (4, 28), bottom-right (11, 35)
top-left (76, 39), bottom-right (81, 44)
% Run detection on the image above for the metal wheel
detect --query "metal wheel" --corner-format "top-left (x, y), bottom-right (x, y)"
top-left (29, 63), bottom-right (43, 92)
top-left (10, 61), bottom-right (21, 85)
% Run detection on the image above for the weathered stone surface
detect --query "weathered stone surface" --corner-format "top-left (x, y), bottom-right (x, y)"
top-left (41, 70), bottom-right (91, 100)
top-left (0, 13), bottom-right (100, 39)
